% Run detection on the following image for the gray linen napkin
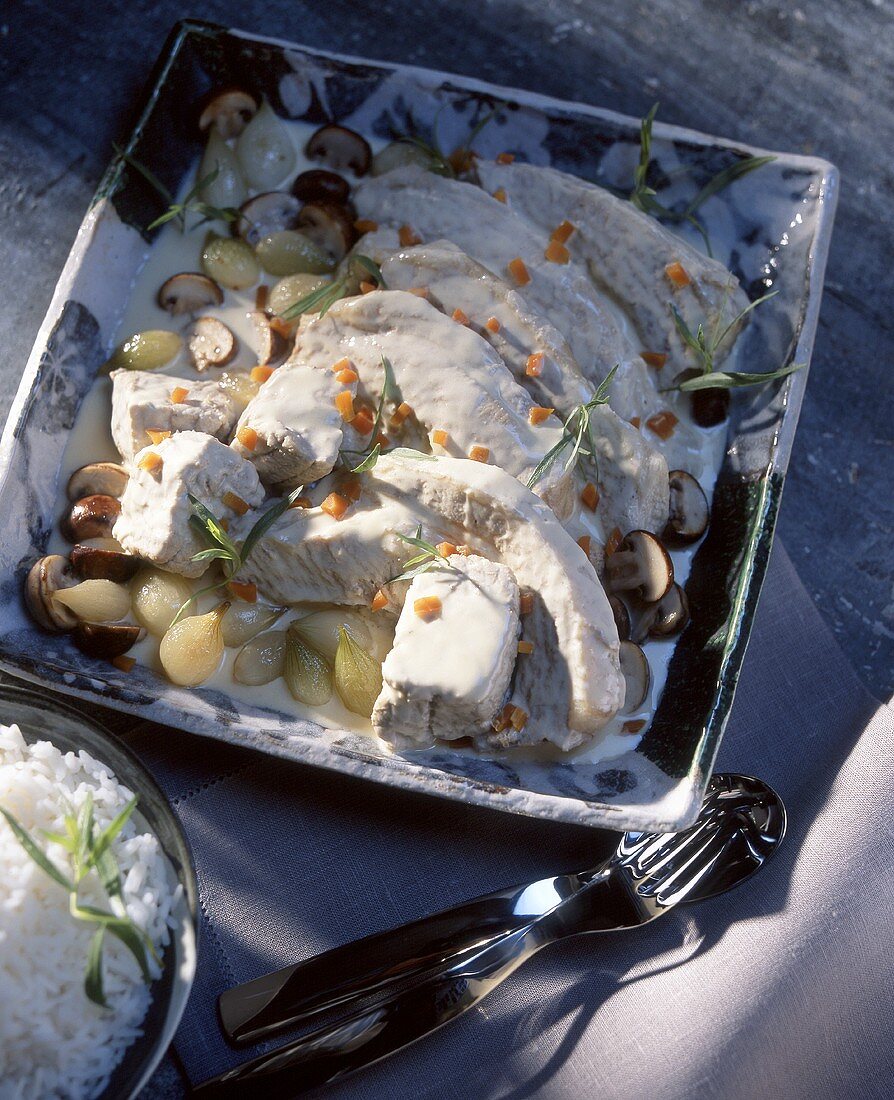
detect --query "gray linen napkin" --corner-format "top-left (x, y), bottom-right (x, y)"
top-left (126, 540), bottom-right (894, 1099)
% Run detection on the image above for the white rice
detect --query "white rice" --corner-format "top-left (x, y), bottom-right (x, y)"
top-left (0, 723), bottom-right (179, 1100)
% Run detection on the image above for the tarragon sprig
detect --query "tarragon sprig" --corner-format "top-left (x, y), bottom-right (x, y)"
top-left (663, 289), bottom-right (804, 393)
top-left (526, 365), bottom-right (618, 490)
top-left (393, 101), bottom-right (504, 178)
top-left (626, 104), bottom-right (774, 255)
top-left (171, 485), bottom-right (307, 626)
top-left (279, 254), bottom-right (387, 323)
top-left (341, 355), bottom-right (402, 473)
top-left (114, 145), bottom-right (240, 232)
top-left (0, 794), bottom-right (158, 1008)
top-left (387, 526), bottom-right (463, 583)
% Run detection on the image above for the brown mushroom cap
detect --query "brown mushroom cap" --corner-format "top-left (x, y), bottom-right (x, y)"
top-left (235, 192), bottom-right (302, 247)
top-left (674, 369), bottom-right (730, 427)
top-left (185, 317), bottom-right (237, 372)
top-left (297, 201), bottom-right (356, 263)
top-left (66, 462), bottom-right (128, 502)
top-left (70, 544), bottom-right (141, 584)
top-left (157, 272), bottom-right (223, 315)
top-left (619, 640), bottom-right (651, 713)
top-left (305, 124), bottom-right (372, 176)
top-left (291, 169), bottom-right (351, 206)
top-left (62, 495), bottom-right (121, 543)
top-left (628, 583), bottom-right (691, 644)
top-left (25, 555), bottom-right (77, 632)
top-left (664, 471), bottom-right (709, 546)
top-left (198, 87), bottom-right (258, 139)
top-left (72, 621), bottom-right (143, 660)
top-left (249, 310), bottom-right (288, 366)
top-left (605, 530), bottom-right (674, 604)
top-left (608, 594), bottom-right (631, 641)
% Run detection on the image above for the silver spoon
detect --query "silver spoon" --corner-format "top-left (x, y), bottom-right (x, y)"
top-left (198, 773), bottom-right (785, 1098)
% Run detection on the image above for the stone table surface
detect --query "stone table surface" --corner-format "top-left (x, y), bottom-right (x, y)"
top-left (1, 1), bottom-right (892, 1096)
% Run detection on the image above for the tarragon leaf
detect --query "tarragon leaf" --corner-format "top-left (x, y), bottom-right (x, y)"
top-left (239, 485), bottom-right (308, 564)
top-left (86, 797), bottom-right (137, 877)
top-left (188, 494), bottom-right (241, 563)
top-left (350, 444), bottom-right (381, 474)
top-left (0, 806), bottom-right (76, 892)
top-left (672, 363), bottom-right (804, 391)
top-left (354, 254), bottom-right (387, 289)
top-left (280, 277), bottom-right (347, 322)
top-left (85, 928), bottom-right (107, 1007)
top-left (684, 155), bottom-right (776, 217)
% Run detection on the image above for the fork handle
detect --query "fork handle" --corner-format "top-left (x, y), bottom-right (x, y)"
top-left (218, 875), bottom-right (582, 1043)
top-left (196, 920), bottom-right (545, 1098)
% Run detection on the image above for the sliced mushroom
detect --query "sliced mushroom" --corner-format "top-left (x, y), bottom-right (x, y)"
top-left (72, 621), bottom-right (143, 660)
top-left (67, 462), bottom-right (128, 502)
top-left (198, 87), bottom-right (258, 138)
top-left (185, 317), bottom-right (237, 372)
top-left (25, 555), bottom-right (77, 632)
top-left (292, 169), bottom-right (350, 205)
top-left (157, 272), bottom-right (223, 316)
top-left (249, 310), bottom-right (287, 366)
top-left (608, 594), bottom-right (631, 641)
top-left (619, 640), bottom-right (651, 714)
top-left (605, 530), bottom-right (674, 604)
top-left (305, 124), bottom-right (372, 176)
top-left (674, 369), bottom-right (730, 427)
top-left (70, 544), bottom-right (141, 583)
top-left (629, 583), bottom-right (691, 644)
top-left (235, 191), bottom-right (302, 247)
top-left (62, 495), bottom-right (121, 542)
top-left (297, 202), bottom-right (356, 263)
top-left (664, 470), bottom-right (710, 546)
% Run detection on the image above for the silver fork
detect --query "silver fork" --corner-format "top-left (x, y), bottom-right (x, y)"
top-left (196, 773), bottom-right (785, 1098)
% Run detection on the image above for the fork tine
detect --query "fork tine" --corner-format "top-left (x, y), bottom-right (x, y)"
top-left (637, 828), bottom-right (732, 905)
top-left (625, 816), bottom-right (720, 877)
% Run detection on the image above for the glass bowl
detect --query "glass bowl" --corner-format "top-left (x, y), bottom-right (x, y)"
top-left (0, 684), bottom-right (198, 1100)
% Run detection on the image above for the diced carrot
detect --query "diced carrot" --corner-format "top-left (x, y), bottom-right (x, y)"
top-left (251, 364), bottom-right (275, 384)
top-left (407, 286), bottom-right (429, 298)
top-left (577, 535), bottom-right (592, 556)
top-left (371, 588), bottom-right (389, 611)
top-left (390, 401), bottom-right (413, 428)
top-left (665, 261), bottom-right (691, 288)
top-left (374, 432), bottom-right (389, 449)
top-left (138, 451), bottom-right (163, 473)
top-left (351, 409), bottom-right (376, 435)
top-left (525, 352), bottom-right (544, 377)
top-left (604, 526), bottom-right (623, 557)
top-left (641, 351), bottom-right (667, 370)
top-left (544, 240), bottom-right (570, 264)
top-left (335, 390), bottom-right (355, 421)
top-left (255, 284), bottom-right (269, 312)
top-left (431, 428), bottom-right (449, 447)
top-left (331, 357), bottom-right (351, 373)
top-left (517, 640), bottom-right (534, 655)
top-left (219, 518), bottom-right (229, 532)
top-left (228, 580), bottom-right (258, 603)
top-left (622, 719), bottom-right (647, 734)
top-left (468, 445), bottom-right (490, 463)
top-left (414, 595), bottom-right (442, 620)
top-left (448, 147), bottom-right (476, 174)
top-left (170, 387), bottom-right (189, 404)
top-left (222, 491), bottom-right (250, 516)
top-left (551, 220), bottom-right (576, 244)
top-left (354, 218), bottom-right (378, 234)
top-left (336, 368), bottom-right (359, 384)
top-left (629, 416), bottom-right (641, 429)
top-left (398, 224), bottom-right (422, 246)
top-left (359, 281), bottom-right (376, 294)
top-left (321, 492), bottom-right (350, 520)
top-left (145, 429), bottom-right (171, 445)
top-left (645, 410), bottom-right (679, 440)
top-left (288, 495), bottom-right (312, 509)
top-left (519, 592), bottom-right (534, 615)
top-left (269, 317), bottom-right (293, 340)
top-left (485, 316), bottom-right (501, 333)
top-left (492, 702), bottom-right (515, 732)
top-left (508, 257), bottom-right (530, 286)
top-left (455, 544), bottom-right (474, 557)
top-left (436, 541), bottom-right (457, 558)
top-left (237, 426), bottom-right (259, 451)
top-left (580, 482), bottom-right (599, 511)
top-left (493, 187), bottom-right (507, 204)
top-left (111, 654), bottom-right (136, 673)
top-left (509, 706), bottom-right (528, 731)
top-left (528, 405), bottom-right (554, 425)
top-left (452, 307), bottom-right (470, 325)
top-left (496, 152), bottom-right (515, 164)
top-left (340, 476), bottom-right (361, 502)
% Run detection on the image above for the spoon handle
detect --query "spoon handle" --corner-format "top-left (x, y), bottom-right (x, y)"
top-left (219, 872), bottom-right (587, 1044)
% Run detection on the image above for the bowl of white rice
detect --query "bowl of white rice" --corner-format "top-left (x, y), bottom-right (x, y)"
top-left (0, 686), bottom-right (198, 1100)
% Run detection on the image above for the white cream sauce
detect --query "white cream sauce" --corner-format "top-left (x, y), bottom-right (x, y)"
top-left (53, 116), bottom-right (729, 766)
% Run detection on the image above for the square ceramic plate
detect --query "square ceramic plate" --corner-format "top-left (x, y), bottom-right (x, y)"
top-left (0, 20), bottom-right (838, 831)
